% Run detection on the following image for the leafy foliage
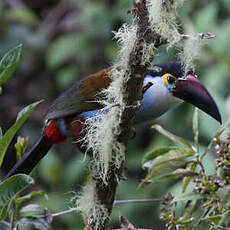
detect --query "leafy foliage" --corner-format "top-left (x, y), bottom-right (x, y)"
top-left (0, 174), bottom-right (34, 221)
top-left (141, 111), bottom-right (230, 229)
top-left (0, 44), bottom-right (22, 86)
top-left (141, 146), bottom-right (194, 185)
top-left (0, 100), bottom-right (43, 166)
top-left (17, 204), bottom-right (51, 230)
top-left (0, 45), bottom-right (47, 230)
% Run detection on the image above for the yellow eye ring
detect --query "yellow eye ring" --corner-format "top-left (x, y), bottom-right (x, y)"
top-left (162, 73), bottom-right (176, 85)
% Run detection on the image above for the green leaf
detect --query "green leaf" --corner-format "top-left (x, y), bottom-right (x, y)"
top-left (218, 210), bottom-right (230, 226)
top-left (201, 215), bottom-right (222, 224)
top-left (152, 125), bottom-right (193, 150)
top-left (0, 44), bottom-right (22, 86)
top-left (0, 174), bottom-right (34, 221)
top-left (141, 147), bottom-right (194, 186)
top-left (142, 147), bottom-right (194, 169)
top-left (17, 204), bottom-right (52, 230)
top-left (147, 169), bottom-right (198, 184)
top-left (0, 100), bottom-right (43, 166)
top-left (17, 218), bottom-right (51, 230)
top-left (172, 192), bottom-right (204, 203)
top-left (19, 204), bottom-right (49, 218)
top-left (16, 100), bottom-right (43, 121)
top-left (16, 191), bottom-right (46, 206)
top-left (142, 147), bottom-right (177, 165)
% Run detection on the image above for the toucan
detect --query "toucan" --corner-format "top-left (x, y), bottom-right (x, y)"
top-left (4, 62), bottom-right (221, 180)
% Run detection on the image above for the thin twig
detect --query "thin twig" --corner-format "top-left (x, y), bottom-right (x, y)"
top-left (99, 103), bottom-right (120, 113)
top-left (114, 198), bottom-right (162, 206)
top-left (182, 32), bottom-right (216, 40)
top-left (10, 201), bottom-right (16, 230)
top-left (52, 207), bottom-right (78, 217)
top-left (207, 222), bottom-right (230, 230)
top-left (51, 198), bottom-right (162, 218)
top-left (196, 156), bottom-right (206, 174)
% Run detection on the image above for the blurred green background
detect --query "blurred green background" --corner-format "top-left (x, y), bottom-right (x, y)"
top-left (0, 0), bottom-right (230, 229)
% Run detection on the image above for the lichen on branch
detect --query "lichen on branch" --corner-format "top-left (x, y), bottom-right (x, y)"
top-left (147, 0), bottom-right (185, 48)
top-left (74, 182), bottom-right (109, 230)
top-left (82, 23), bottom-right (137, 183)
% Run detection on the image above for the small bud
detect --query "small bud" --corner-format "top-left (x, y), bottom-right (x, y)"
top-left (15, 136), bottom-right (29, 161)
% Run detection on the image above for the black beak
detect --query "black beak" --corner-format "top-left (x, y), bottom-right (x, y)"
top-left (173, 74), bottom-right (222, 124)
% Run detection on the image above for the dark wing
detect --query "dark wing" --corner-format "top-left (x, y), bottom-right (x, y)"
top-left (45, 67), bottom-right (112, 121)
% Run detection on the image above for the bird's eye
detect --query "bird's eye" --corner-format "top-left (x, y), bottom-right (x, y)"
top-left (163, 73), bottom-right (176, 86)
top-left (167, 76), bottom-right (175, 84)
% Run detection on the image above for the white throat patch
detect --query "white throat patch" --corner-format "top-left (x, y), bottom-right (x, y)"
top-left (135, 75), bottom-right (183, 123)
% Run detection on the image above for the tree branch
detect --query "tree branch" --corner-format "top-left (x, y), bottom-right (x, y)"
top-left (91, 1), bottom-right (168, 229)
top-left (114, 198), bottom-right (162, 206)
top-left (51, 198), bottom-right (162, 218)
top-left (182, 32), bottom-right (216, 40)
top-left (52, 208), bottom-right (78, 217)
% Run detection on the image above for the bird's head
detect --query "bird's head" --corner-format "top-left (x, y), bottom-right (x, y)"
top-left (139, 62), bottom-right (221, 123)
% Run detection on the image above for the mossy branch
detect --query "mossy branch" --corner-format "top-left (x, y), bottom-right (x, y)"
top-left (80, 0), bottom-right (178, 229)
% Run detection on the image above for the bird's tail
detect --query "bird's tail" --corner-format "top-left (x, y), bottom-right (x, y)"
top-left (4, 134), bottom-right (52, 180)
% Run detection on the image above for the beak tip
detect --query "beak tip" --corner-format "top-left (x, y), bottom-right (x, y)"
top-left (211, 109), bottom-right (222, 124)
top-left (217, 114), bottom-right (222, 125)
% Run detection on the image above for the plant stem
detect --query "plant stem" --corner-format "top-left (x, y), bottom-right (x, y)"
top-left (114, 198), bottom-right (162, 206)
top-left (10, 204), bottom-right (16, 230)
top-left (52, 208), bottom-right (78, 217)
